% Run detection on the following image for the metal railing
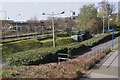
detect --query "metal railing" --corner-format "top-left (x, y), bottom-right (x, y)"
top-left (81, 37), bottom-right (118, 64)
top-left (58, 53), bottom-right (69, 63)
top-left (57, 37), bottom-right (118, 66)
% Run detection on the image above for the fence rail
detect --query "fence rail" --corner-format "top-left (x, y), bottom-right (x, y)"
top-left (57, 37), bottom-right (118, 65)
top-left (81, 38), bottom-right (118, 63)
top-left (58, 53), bottom-right (69, 63)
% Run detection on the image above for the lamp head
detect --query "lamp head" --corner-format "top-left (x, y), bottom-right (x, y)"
top-left (109, 18), bottom-right (112, 21)
top-left (61, 11), bottom-right (65, 14)
top-left (42, 13), bottom-right (45, 15)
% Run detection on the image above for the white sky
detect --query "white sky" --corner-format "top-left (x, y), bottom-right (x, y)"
top-left (0, 0), bottom-right (119, 2)
top-left (0, 0), bottom-right (119, 21)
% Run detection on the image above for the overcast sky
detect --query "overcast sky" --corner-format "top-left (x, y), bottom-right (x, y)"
top-left (0, 0), bottom-right (119, 21)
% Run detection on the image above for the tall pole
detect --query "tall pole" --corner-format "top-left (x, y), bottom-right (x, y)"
top-left (5, 11), bottom-right (7, 20)
top-left (103, 16), bottom-right (105, 33)
top-left (16, 14), bottom-right (20, 38)
top-left (4, 11), bottom-right (7, 38)
top-left (108, 18), bottom-right (110, 30)
top-left (108, 16), bottom-right (110, 30)
top-left (42, 11), bottom-right (64, 47)
top-left (52, 12), bottom-right (55, 47)
top-left (112, 28), bottom-right (114, 48)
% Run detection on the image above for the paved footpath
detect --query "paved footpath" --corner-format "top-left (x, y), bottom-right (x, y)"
top-left (87, 50), bottom-right (119, 78)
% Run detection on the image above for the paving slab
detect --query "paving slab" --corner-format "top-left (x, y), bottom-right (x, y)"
top-left (88, 50), bottom-right (119, 78)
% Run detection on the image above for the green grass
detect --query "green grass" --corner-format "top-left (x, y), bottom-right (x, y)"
top-left (40, 39), bottom-right (53, 42)
top-left (0, 44), bottom-right (2, 46)
top-left (0, 70), bottom-right (18, 78)
top-left (40, 37), bottom-right (71, 43)
top-left (2, 37), bottom-right (32, 44)
top-left (57, 37), bottom-right (71, 40)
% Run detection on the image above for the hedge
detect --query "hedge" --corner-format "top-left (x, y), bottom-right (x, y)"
top-left (2, 33), bottom-right (69, 44)
top-left (6, 32), bottom-right (120, 66)
top-left (37, 35), bottom-right (53, 41)
top-left (2, 40), bottom-right (43, 58)
top-left (2, 37), bottom-right (32, 44)
top-left (37, 33), bottom-right (70, 41)
top-left (56, 33), bottom-right (69, 37)
top-left (7, 47), bottom-right (68, 66)
top-left (55, 32), bottom-right (119, 56)
top-left (2, 37), bottom-right (76, 60)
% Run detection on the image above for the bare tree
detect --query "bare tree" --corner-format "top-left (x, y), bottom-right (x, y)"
top-left (98, 0), bottom-right (116, 16)
top-left (27, 16), bottom-right (40, 32)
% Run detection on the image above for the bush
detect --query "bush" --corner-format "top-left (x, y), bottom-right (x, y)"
top-left (2, 37), bottom-right (32, 44)
top-left (6, 32), bottom-right (120, 66)
top-left (56, 37), bottom-right (76, 46)
top-left (56, 33), bottom-right (69, 37)
top-left (67, 31), bottom-right (120, 55)
top-left (2, 40), bottom-right (43, 58)
top-left (7, 47), bottom-right (67, 66)
top-left (37, 33), bottom-right (70, 41)
top-left (63, 26), bottom-right (72, 35)
top-left (38, 37), bottom-right (76, 47)
top-left (37, 35), bottom-right (53, 41)
top-left (2, 37), bottom-right (76, 60)
top-left (66, 43), bottom-right (89, 56)
top-left (5, 34), bottom-right (105, 66)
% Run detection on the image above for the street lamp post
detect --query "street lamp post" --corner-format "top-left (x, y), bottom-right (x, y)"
top-left (103, 16), bottom-right (105, 33)
top-left (108, 15), bottom-right (110, 30)
top-left (108, 15), bottom-right (112, 30)
top-left (42, 11), bottom-right (65, 47)
top-left (51, 12), bottom-right (55, 47)
top-left (97, 15), bottom-right (105, 34)
top-left (16, 14), bottom-right (20, 38)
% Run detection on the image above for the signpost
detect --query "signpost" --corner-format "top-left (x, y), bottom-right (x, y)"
top-left (104, 28), bottom-right (114, 48)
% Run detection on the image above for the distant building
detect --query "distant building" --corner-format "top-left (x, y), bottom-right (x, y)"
top-left (10, 21), bottom-right (29, 31)
top-left (0, 20), bottom-right (30, 31)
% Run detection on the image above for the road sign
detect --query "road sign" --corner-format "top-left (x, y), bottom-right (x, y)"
top-left (104, 28), bottom-right (114, 47)
top-left (104, 29), bottom-right (113, 32)
top-left (72, 12), bottom-right (75, 15)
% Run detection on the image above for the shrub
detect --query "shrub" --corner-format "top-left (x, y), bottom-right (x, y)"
top-left (67, 31), bottom-right (120, 56)
top-left (40, 37), bottom-right (76, 47)
top-left (42, 40), bottom-right (53, 47)
top-left (66, 43), bottom-right (89, 56)
top-left (3, 37), bottom-right (75, 60)
top-left (37, 35), bottom-right (53, 41)
top-left (2, 37), bottom-right (32, 44)
top-left (6, 34), bottom-right (105, 66)
top-left (7, 47), bottom-right (67, 66)
top-left (56, 33), bottom-right (69, 37)
top-left (2, 40), bottom-right (42, 57)
top-left (6, 32), bottom-right (120, 66)
top-left (37, 33), bottom-right (70, 41)
top-left (0, 70), bottom-right (18, 78)
top-left (56, 37), bottom-right (76, 46)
